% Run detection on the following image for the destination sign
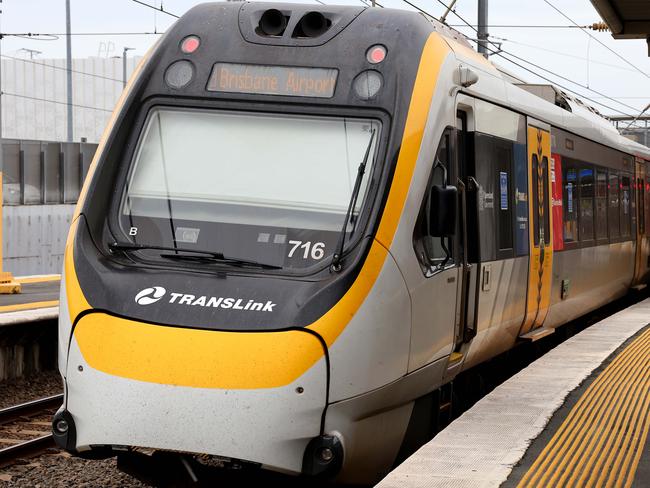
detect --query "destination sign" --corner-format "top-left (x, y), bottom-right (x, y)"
top-left (207, 63), bottom-right (338, 98)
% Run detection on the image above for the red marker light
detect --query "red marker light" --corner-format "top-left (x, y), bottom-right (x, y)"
top-left (366, 45), bottom-right (387, 64)
top-left (181, 35), bottom-right (200, 54)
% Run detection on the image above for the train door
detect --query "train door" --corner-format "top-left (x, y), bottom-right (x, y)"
top-left (633, 158), bottom-right (646, 284)
top-left (453, 103), bottom-right (479, 352)
top-left (519, 119), bottom-right (554, 339)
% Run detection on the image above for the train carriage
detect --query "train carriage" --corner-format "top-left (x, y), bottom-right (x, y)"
top-left (53, 2), bottom-right (650, 484)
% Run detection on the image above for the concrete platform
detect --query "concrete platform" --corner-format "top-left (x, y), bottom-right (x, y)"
top-left (377, 298), bottom-right (650, 488)
top-left (0, 275), bottom-right (60, 325)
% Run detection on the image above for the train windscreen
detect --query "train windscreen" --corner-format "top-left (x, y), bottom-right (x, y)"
top-left (118, 107), bottom-right (381, 270)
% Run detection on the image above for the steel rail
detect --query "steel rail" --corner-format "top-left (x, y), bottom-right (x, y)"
top-left (0, 394), bottom-right (63, 425)
top-left (0, 393), bottom-right (64, 467)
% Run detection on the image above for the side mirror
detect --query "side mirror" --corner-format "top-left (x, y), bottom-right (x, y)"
top-left (429, 185), bottom-right (458, 237)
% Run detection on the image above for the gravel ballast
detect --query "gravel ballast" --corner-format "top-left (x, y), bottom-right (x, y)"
top-left (0, 371), bottom-right (63, 409)
top-left (0, 452), bottom-right (150, 487)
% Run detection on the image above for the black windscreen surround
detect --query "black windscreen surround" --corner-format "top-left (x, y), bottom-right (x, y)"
top-left (119, 108), bottom-right (382, 271)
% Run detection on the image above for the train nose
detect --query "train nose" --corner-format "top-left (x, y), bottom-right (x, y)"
top-left (61, 312), bottom-right (331, 475)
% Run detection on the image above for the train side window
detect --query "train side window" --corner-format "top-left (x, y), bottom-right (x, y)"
top-left (563, 165), bottom-right (578, 243)
top-left (620, 174), bottom-right (632, 238)
top-left (608, 172), bottom-right (620, 239)
top-left (638, 177), bottom-right (644, 235)
top-left (595, 169), bottom-right (608, 240)
top-left (413, 129), bottom-right (455, 273)
top-left (578, 165), bottom-right (595, 242)
top-left (645, 178), bottom-right (650, 235)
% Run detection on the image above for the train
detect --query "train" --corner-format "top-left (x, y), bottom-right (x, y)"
top-left (52, 2), bottom-right (650, 485)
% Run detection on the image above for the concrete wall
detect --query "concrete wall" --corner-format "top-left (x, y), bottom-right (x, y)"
top-left (1, 55), bottom-right (141, 143)
top-left (2, 204), bottom-right (75, 276)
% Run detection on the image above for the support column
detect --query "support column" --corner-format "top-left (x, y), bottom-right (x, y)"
top-left (477, 0), bottom-right (489, 57)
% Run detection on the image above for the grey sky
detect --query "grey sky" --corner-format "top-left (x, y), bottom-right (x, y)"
top-left (3, 0), bottom-right (649, 118)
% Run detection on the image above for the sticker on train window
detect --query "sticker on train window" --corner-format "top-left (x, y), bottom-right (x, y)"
top-left (175, 227), bottom-right (200, 243)
top-left (500, 172), bottom-right (508, 210)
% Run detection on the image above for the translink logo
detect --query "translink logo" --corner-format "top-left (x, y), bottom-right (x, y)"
top-left (134, 286), bottom-right (276, 312)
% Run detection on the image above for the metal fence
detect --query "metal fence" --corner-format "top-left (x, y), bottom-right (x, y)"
top-left (2, 139), bottom-right (98, 206)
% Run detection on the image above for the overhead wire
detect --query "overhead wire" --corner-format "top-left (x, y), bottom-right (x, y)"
top-left (425, 0), bottom-right (643, 124)
top-left (448, 24), bottom-right (598, 29)
top-left (2, 54), bottom-right (124, 83)
top-left (3, 91), bottom-right (113, 113)
top-left (130, 0), bottom-right (179, 19)
top-left (490, 35), bottom-right (640, 74)
top-left (487, 47), bottom-right (642, 116)
top-left (2, 32), bottom-right (161, 37)
top-left (493, 49), bottom-right (638, 119)
top-left (541, 0), bottom-right (650, 80)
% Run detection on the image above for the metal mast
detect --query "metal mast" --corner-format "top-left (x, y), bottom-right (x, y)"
top-left (477, 0), bottom-right (489, 57)
top-left (65, 0), bottom-right (73, 142)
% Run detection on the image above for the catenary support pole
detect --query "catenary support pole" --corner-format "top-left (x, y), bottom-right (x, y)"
top-left (66, 0), bottom-right (73, 142)
top-left (478, 0), bottom-right (489, 57)
top-left (123, 47), bottom-right (134, 88)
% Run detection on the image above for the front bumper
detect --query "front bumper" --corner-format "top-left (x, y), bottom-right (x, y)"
top-left (59, 314), bottom-right (329, 475)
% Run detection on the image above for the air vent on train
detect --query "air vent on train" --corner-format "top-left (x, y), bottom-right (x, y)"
top-left (257, 9), bottom-right (289, 37)
top-left (292, 12), bottom-right (332, 38)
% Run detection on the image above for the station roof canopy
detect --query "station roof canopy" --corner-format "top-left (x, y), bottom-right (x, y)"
top-left (590, 0), bottom-right (650, 54)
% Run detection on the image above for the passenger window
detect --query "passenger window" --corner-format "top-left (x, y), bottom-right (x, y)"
top-left (413, 129), bottom-right (454, 272)
top-left (579, 166), bottom-right (594, 242)
top-left (563, 165), bottom-right (578, 243)
top-left (608, 172), bottom-right (620, 238)
top-left (620, 174), bottom-right (631, 238)
top-left (645, 179), bottom-right (650, 236)
top-left (637, 178), bottom-right (644, 235)
top-left (595, 170), bottom-right (608, 240)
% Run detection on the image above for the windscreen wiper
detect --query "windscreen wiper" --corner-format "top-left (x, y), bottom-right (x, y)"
top-left (109, 241), bottom-right (282, 270)
top-left (159, 252), bottom-right (282, 270)
top-left (330, 129), bottom-right (376, 272)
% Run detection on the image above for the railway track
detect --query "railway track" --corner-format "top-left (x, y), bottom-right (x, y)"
top-left (0, 394), bottom-right (63, 468)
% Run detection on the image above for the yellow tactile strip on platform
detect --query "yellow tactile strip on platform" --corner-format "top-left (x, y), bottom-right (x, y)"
top-left (0, 300), bottom-right (59, 313)
top-left (518, 327), bottom-right (650, 487)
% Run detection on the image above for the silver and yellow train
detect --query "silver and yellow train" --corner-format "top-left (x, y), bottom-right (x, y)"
top-left (53, 2), bottom-right (650, 484)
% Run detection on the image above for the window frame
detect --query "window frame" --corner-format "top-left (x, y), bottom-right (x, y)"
top-left (413, 127), bottom-right (458, 277)
top-left (595, 168), bottom-right (609, 244)
top-left (106, 99), bottom-right (392, 278)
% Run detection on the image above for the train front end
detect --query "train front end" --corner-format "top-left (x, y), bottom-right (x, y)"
top-left (53, 2), bottom-right (452, 482)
